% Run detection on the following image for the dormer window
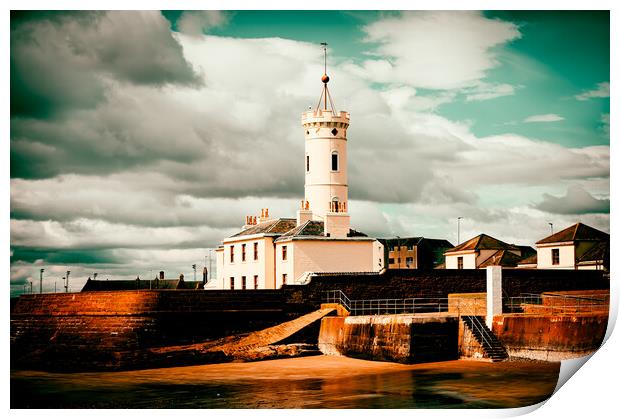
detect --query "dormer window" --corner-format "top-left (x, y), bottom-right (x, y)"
top-left (331, 151), bottom-right (339, 171)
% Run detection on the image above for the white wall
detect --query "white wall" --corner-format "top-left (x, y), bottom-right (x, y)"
top-left (275, 239), bottom-right (376, 286)
top-left (213, 236), bottom-right (276, 289)
top-left (445, 252), bottom-right (476, 269)
top-left (537, 244), bottom-right (575, 269)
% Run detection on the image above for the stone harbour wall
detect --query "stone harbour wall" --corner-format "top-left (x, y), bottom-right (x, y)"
top-left (318, 314), bottom-right (459, 363)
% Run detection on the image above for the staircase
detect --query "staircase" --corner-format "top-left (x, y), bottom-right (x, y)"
top-left (461, 315), bottom-right (508, 361)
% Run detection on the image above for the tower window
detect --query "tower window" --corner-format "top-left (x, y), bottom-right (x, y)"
top-left (331, 152), bottom-right (339, 171)
top-left (331, 128), bottom-right (338, 136)
top-left (306, 155), bottom-right (310, 172)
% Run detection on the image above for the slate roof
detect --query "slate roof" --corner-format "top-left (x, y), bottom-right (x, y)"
top-left (478, 250), bottom-right (527, 268)
top-left (536, 222), bottom-right (609, 245)
top-left (517, 253), bottom-right (538, 265)
top-left (446, 234), bottom-right (519, 253)
top-left (275, 220), bottom-right (368, 241)
top-left (229, 218), bottom-right (297, 238)
top-left (81, 279), bottom-right (183, 292)
top-left (576, 241), bottom-right (609, 264)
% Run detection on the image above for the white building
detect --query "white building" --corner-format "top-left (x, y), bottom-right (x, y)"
top-left (443, 234), bottom-right (530, 269)
top-left (209, 57), bottom-right (384, 290)
top-left (532, 223), bottom-right (609, 270)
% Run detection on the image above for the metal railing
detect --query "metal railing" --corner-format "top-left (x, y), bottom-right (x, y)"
top-left (324, 290), bottom-right (609, 317)
top-left (466, 315), bottom-right (493, 350)
top-left (324, 290), bottom-right (471, 316)
top-left (504, 293), bottom-right (609, 315)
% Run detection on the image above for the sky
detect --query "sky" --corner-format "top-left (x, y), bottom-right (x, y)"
top-left (9, 10), bottom-right (610, 296)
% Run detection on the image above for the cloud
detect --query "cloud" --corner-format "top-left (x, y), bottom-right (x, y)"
top-left (575, 82), bottom-right (610, 101)
top-left (177, 11), bottom-right (228, 36)
top-left (9, 12), bottom-right (609, 296)
top-left (523, 113), bottom-right (564, 123)
top-left (10, 11), bottom-right (201, 118)
top-left (357, 11), bottom-right (521, 90)
top-left (463, 82), bottom-right (516, 102)
top-left (534, 185), bottom-right (610, 215)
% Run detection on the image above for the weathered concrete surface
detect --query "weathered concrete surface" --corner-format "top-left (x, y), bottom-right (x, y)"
top-left (458, 318), bottom-right (487, 360)
top-left (448, 293), bottom-right (486, 316)
top-left (492, 314), bottom-right (608, 361)
top-left (318, 314), bottom-right (459, 363)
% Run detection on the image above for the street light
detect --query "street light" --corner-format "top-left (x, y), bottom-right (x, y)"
top-left (457, 217), bottom-right (463, 245)
top-left (192, 264), bottom-right (197, 282)
top-left (65, 270), bottom-right (71, 293)
top-left (39, 268), bottom-right (44, 294)
top-left (395, 236), bottom-right (402, 269)
top-left (548, 222), bottom-right (553, 236)
top-left (93, 272), bottom-right (98, 280)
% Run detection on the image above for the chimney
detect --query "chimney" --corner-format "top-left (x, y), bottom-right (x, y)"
top-left (179, 273), bottom-right (184, 281)
top-left (159, 271), bottom-right (164, 280)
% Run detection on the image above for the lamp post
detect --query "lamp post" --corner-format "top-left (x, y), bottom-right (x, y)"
top-left (93, 272), bottom-right (98, 280)
top-left (39, 268), bottom-right (44, 294)
top-left (65, 270), bottom-right (71, 293)
top-left (395, 236), bottom-right (402, 269)
top-left (192, 264), bottom-right (197, 282)
top-left (548, 222), bottom-right (553, 236)
top-left (457, 217), bottom-right (463, 245)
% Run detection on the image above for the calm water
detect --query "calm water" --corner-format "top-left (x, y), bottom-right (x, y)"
top-left (11, 356), bottom-right (560, 409)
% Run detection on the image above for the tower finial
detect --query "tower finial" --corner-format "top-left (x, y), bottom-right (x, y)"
top-left (320, 42), bottom-right (329, 84)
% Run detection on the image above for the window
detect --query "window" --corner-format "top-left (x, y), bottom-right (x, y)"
top-left (254, 275), bottom-right (258, 290)
top-left (241, 244), bottom-right (246, 262)
top-left (457, 256), bottom-right (464, 270)
top-left (306, 155), bottom-right (310, 172)
top-left (241, 276), bottom-right (246, 290)
top-left (253, 242), bottom-right (258, 260)
top-left (282, 245), bottom-right (288, 261)
top-left (230, 246), bottom-right (234, 263)
top-left (407, 245), bottom-right (414, 251)
top-left (388, 258), bottom-right (395, 264)
top-left (406, 257), bottom-right (414, 266)
top-left (389, 245), bottom-right (395, 251)
top-left (230, 277), bottom-right (235, 290)
top-left (282, 273), bottom-right (287, 285)
top-left (552, 248), bottom-right (560, 265)
top-left (331, 151), bottom-right (339, 171)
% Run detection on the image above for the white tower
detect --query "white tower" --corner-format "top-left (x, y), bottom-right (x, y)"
top-left (298, 43), bottom-right (350, 238)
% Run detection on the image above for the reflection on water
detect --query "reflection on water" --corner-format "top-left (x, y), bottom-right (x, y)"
top-left (11, 356), bottom-right (559, 409)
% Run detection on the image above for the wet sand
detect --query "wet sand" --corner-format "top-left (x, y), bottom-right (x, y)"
top-left (11, 355), bottom-right (560, 409)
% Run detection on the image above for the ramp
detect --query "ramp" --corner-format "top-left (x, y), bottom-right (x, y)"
top-left (211, 307), bottom-right (336, 355)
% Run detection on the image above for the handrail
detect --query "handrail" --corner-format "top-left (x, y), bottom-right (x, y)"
top-left (466, 315), bottom-right (494, 352)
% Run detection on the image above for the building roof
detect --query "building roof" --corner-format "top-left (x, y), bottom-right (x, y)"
top-left (478, 250), bottom-right (527, 268)
top-left (576, 241), bottom-right (609, 265)
top-left (274, 220), bottom-right (368, 242)
top-left (517, 253), bottom-right (538, 266)
top-left (536, 222), bottom-right (610, 245)
top-left (229, 218), bottom-right (297, 238)
top-left (81, 278), bottom-right (184, 292)
top-left (446, 234), bottom-right (519, 253)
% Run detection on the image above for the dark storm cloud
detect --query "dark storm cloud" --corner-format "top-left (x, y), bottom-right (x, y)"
top-left (10, 10), bottom-right (202, 119)
top-left (11, 247), bottom-right (120, 265)
top-left (534, 186), bottom-right (610, 214)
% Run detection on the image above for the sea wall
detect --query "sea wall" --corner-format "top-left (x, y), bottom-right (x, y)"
top-left (11, 290), bottom-right (291, 371)
top-left (492, 314), bottom-right (608, 361)
top-left (318, 315), bottom-right (459, 363)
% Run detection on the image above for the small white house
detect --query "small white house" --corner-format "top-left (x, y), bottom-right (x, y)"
top-left (444, 234), bottom-right (530, 269)
top-left (535, 223), bottom-right (609, 270)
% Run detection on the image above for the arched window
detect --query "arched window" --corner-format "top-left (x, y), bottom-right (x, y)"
top-left (331, 151), bottom-right (339, 171)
